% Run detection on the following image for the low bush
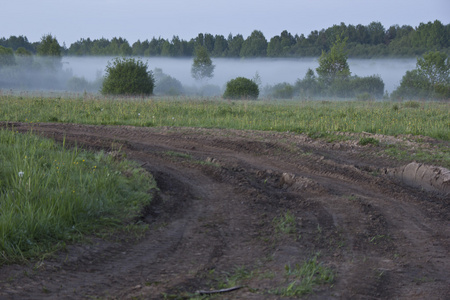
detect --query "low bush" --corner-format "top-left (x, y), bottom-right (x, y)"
top-left (270, 82), bottom-right (294, 99)
top-left (101, 57), bottom-right (154, 96)
top-left (223, 77), bottom-right (259, 100)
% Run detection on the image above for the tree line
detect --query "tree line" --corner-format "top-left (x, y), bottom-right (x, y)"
top-left (1, 20), bottom-right (449, 58)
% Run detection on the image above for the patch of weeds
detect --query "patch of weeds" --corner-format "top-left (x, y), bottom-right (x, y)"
top-left (307, 131), bottom-right (328, 139)
top-left (383, 143), bottom-right (450, 168)
top-left (217, 266), bottom-right (253, 289)
top-left (326, 134), bottom-right (351, 143)
top-left (272, 254), bottom-right (334, 297)
top-left (375, 269), bottom-right (386, 280)
top-left (359, 137), bottom-right (379, 146)
top-left (273, 211), bottom-right (298, 237)
top-left (403, 100), bottom-right (421, 108)
top-left (347, 194), bottom-right (357, 201)
top-left (164, 151), bottom-right (192, 159)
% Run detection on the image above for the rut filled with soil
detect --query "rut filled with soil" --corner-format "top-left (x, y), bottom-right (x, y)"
top-left (0, 122), bottom-right (449, 299)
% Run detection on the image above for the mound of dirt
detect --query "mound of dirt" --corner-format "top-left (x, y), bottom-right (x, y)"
top-left (387, 162), bottom-right (450, 194)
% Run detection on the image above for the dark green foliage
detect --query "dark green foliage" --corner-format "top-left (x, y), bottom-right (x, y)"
top-left (392, 50), bottom-right (450, 99)
top-left (295, 68), bottom-right (319, 98)
top-left (0, 35), bottom-right (35, 53)
top-left (240, 30), bottom-right (268, 57)
top-left (295, 66), bottom-right (384, 99)
top-left (227, 34), bottom-right (244, 57)
top-left (101, 57), bottom-right (154, 95)
top-left (2, 20), bottom-right (449, 59)
top-left (15, 47), bottom-right (33, 66)
top-left (349, 75), bottom-right (385, 98)
top-left (7, 20), bottom-right (441, 58)
top-left (316, 37), bottom-right (350, 86)
top-left (153, 68), bottom-right (183, 96)
top-left (191, 46), bottom-right (215, 81)
top-left (391, 70), bottom-right (431, 99)
top-left (417, 51), bottom-right (449, 86)
top-left (0, 46), bottom-right (15, 67)
top-left (37, 34), bottom-right (61, 57)
top-left (223, 77), bottom-right (259, 100)
top-left (270, 83), bottom-right (294, 99)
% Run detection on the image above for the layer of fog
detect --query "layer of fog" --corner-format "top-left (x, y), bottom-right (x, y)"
top-left (0, 56), bottom-right (417, 95)
top-left (62, 57), bottom-right (416, 94)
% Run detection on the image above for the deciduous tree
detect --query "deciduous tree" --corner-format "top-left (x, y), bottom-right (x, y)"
top-left (316, 37), bottom-right (350, 86)
top-left (191, 46), bottom-right (215, 81)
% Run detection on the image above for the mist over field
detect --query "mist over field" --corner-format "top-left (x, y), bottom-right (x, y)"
top-left (0, 56), bottom-right (417, 96)
top-left (61, 57), bottom-right (416, 94)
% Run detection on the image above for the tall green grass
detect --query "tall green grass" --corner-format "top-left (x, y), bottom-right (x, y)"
top-left (0, 95), bottom-right (448, 140)
top-left (0, 129), bottom-right (155, 264)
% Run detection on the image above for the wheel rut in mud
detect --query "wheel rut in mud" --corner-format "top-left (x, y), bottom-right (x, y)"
top-left (0, 122), bottom-right (449, 299)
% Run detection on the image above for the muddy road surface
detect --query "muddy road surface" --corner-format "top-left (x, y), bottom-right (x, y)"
top-left (1, 122), bottom-right (449, 299)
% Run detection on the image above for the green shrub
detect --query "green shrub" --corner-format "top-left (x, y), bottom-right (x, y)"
top-left (153, 68), bottom-right (183, 96)
top-left (350, 75), bottom-right (385, 98)
top-left (0, 46), bottom-right (15, 67)
top-left (101, 57), bottom-right (154, 96)
top-left (271, 82), bottom-right (294, 99)
top-left (403, 100), bottom-right (421, 108)
top-left (223, 77), bottom-right (259, 100)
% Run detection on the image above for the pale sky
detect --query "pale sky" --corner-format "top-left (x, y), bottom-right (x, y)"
top-left (2, 0), bottom-right (449, 45)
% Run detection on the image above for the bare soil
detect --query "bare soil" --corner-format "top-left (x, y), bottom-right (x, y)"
top-left (1, 122), bottom-right (449, 299)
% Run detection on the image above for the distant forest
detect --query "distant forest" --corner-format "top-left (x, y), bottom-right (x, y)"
top-left (1, 20), bottom-right (449, 58)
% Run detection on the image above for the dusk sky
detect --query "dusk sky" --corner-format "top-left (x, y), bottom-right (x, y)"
top-left (2, 0), bottom-right (449, 45)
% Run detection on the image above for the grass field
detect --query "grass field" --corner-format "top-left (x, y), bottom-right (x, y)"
top-left (0, 129), bottom-right (155, 265)
top-left (0, 95), bottom-right (448, 140)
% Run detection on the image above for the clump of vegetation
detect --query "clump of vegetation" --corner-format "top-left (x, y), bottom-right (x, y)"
top-left (267, 82), bottom-right (295, 99)
top-left (0, 129), bottom-right (155, 264)
top-left (402, 100), bottom-right (421, 108)
top-left (391, 50), bottom-right (450, 100)
top-left (295, 38), bottom-right (385, 99)
top-left (273, 211), bottom-right (297, 235)
top-left (153, 68), bottom-right (183, 96)
top-left (223, 77), bottom-right (259, 99)
top-left (101, 57), bottom-right (154, 95)
top-left (0, 45), bottom-right (16, 67)
top-left (359, 137), bottom-right (380, 146)
top-left (273, 255), bottom-right (334, 297)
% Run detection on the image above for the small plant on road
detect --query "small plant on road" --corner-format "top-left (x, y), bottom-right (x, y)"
top-left (273, 254), bottom-right (334, 297)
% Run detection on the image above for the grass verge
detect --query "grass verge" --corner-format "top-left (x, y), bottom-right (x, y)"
top-left (1, 95), bottom-right (448, 141)
top-left (0, 129), bottom-right (156, 265)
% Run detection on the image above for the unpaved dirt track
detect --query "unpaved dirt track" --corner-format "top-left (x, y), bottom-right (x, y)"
top-left (0, 122), bottom-right (449, 299)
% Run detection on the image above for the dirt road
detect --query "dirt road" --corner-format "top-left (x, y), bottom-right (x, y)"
top-left (1, 122), bottom-right (449, 299)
